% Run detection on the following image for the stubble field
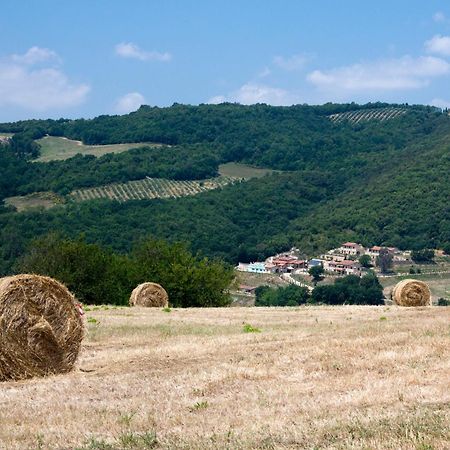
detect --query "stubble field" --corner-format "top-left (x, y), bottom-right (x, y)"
top-left (0, 306), bottom-right (449, 449)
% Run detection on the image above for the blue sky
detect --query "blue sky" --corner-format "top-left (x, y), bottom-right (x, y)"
top-left (1, 0), bottom-right (450, 121)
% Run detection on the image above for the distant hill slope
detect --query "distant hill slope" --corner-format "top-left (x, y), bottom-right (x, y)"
top-left (287, 131), bottom-right (450, 253)
top-left (0, 102), bottom-right (448, 273)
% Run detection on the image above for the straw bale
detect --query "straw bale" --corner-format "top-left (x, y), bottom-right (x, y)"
top-left (129, 282), bottom-right (169, 307)
top-left (0, 274), bottom-right (84, 381)
top-left (391, 279), bottom-right (431, 307)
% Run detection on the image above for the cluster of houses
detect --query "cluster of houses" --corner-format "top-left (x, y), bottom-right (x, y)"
top-left (237, 242), bottom-right (411, 277)
top-left (0, 136), bottom-right (11, 144)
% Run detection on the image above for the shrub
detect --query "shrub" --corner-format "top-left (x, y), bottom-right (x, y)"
top-left (310, 273), bottom-right (384, 305)
top-left (255, 284), bottom-right (310, 306)
top-left (17, 234), bottom-right (234, 307)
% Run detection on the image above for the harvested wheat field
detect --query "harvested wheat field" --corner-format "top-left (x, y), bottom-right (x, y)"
top-left (0, 306), bottom-right (449, 449)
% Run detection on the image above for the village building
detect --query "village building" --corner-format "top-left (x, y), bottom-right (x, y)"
top-left (327, 260), bottom-right (362, 276)
top-left (265, 256), bottom-right (307, 274)
top-left (321, 252), bottom-right (346, 262)
top-left (338, 242), bottom-right (365, 256)
top-left (236, 262), bottom-right (268, 273)
top-left (366, 245), bottom-right (383, 261)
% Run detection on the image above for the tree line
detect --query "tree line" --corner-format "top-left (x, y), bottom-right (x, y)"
top-left (255, 273), bottom-right (384, 306)
top-left (17, 234), bottom-right (234, 307)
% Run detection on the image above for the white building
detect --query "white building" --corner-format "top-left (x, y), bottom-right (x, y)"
top-left (236, 262), bottom-right (268, 273)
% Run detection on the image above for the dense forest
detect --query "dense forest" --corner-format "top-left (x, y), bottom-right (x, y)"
top-left (0, 102), bottom-right (448, 274)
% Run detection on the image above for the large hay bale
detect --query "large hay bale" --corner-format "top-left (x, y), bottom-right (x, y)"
top-left (0, 274), bottom-right (84, 381)
top-left (129, 282), bottom-right (169, 307)
top-left (391, 279), bottom-right (431, 307)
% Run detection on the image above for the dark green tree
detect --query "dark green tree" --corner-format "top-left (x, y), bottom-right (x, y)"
top-left (309, 265), bottom-right (324, 285)
top-left (255, 284), bottom-right (310, 306)
top-left (16, 233), bottom-right (134, 305)
top-left (132, 238), bottom-right (234, 307)
top-left (310, 273), bottom-right (383, 305)
top-left (411, 249), bottom-right (435, 263)
top-left (359, 254), bottom-right (372, 268)
top-left (376, 248), bottom-right (393, 274)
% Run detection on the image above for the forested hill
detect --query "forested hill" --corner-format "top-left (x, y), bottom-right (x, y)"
top-left (0, 102), bottom-right (448, 274)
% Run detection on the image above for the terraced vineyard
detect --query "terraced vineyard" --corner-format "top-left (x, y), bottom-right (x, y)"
top-left (329, 107), bottom-right (407, 123)
top-left (70, 176), bottom-right (239, 202)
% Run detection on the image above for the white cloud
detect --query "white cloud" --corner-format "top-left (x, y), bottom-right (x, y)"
top-left (258, 66), bottom-right (271, 78)
top-left (307, 56), bottom-right (450, 94)
top-left (273, 54), bottom-right (309, 71)
top-left (208, 83), bottom-right (298, 106)
top-left (115, 42), bottom-right (171, 62)
top-left (430, 98), bottom-right (450, 109)
top-left (114, 92), bottom-right (146, 114)
top-left (0, 47), bottom-right (89, 111)
top-left (11, 46), bottom-right (60, 65)
top-left (207, 95), bottom-right (227, 104)
top-left (425, 35), bottom-right (450, 56)
top-left (433, 12), bottom-right (446, 23)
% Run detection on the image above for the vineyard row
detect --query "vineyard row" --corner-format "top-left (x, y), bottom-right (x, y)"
top-left (329, 108), bottom-right (407, 123)
top-left (70, 176), bottom-right (239, 203)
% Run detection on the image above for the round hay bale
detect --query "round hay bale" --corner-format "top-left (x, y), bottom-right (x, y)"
top-left (0, 274), bottom-right (84, 381)
top-left (129, 282), bottom-right (169, 307)
top-left (391, 279), bottom-right (431, 307)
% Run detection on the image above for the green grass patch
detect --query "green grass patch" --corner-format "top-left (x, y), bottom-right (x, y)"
top-left (243, 323), bottom-right (261, 333)
top-left (218, 162), bottom-right (277, 179)
top-left (36, 136), bottom-right (161, 162)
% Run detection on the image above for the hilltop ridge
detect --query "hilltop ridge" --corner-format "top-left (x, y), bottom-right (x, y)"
top-left (0, 102), bottom-right (448, 273)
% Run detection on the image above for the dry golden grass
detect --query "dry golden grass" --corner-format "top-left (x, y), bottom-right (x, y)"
top-left (0, 306), bottom-right (449, 449)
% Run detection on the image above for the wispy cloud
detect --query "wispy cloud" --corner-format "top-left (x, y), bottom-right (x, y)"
top-left (258, 66), bottom-right (271, 78)
top-left (11, 46), bottom-right (60, 65)
top-left (208, 83), bottom-right (298, 105)
top-left (114, 92), bottom-right (146, 113)
top-left (430, 98), bottom-right (450, 109)
top-left (273, 54), bottom-right (309, 71)
top-left (307, 56), bottom-right (450, 95)
top-left (115, 42), bottom-right (172, 62)
top-left (425, 35), bottom-right (450, 56)
top-left (0, 47), bottom-right (89, 111)
top-left (433, 12), bottom-right (447, 23)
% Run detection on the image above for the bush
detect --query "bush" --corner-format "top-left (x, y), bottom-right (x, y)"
top-left (310, 273), bottom-right (384, 305)
top-left (255, 284), bottom-right (310, 306)
top-left (17, 234), bottom-right (234, 307)
top-left (437, 298), bottom-right (450, 306)
top-left (411, 249), bottom-right (435, 263)
top-left (132, 238), bottom-right (234, 307)
top-left (17, 233), bottom-right (135, 305)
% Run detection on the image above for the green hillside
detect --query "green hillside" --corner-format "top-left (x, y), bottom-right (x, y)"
top-left (0, 103), bottom-right (448, 274)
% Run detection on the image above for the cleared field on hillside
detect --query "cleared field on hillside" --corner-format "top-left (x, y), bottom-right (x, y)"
top-left (329, 107), bottom-right (407, 124)
top-left (1, 306), bottom-right (448, 449)
top-left (4, 192), bottom-right (62, 212)
top-left (218, 162), bottom-right (276, 179)
top-left (36, 136), bottom-right (160, 162)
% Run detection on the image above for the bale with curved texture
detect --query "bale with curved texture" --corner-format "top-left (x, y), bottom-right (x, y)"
top-left (129, 282), bottom-right (169, 307)
top-left (0, 274), bottom-right (84, 381)
top-left (391, 279), bottom-right (431, 307)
